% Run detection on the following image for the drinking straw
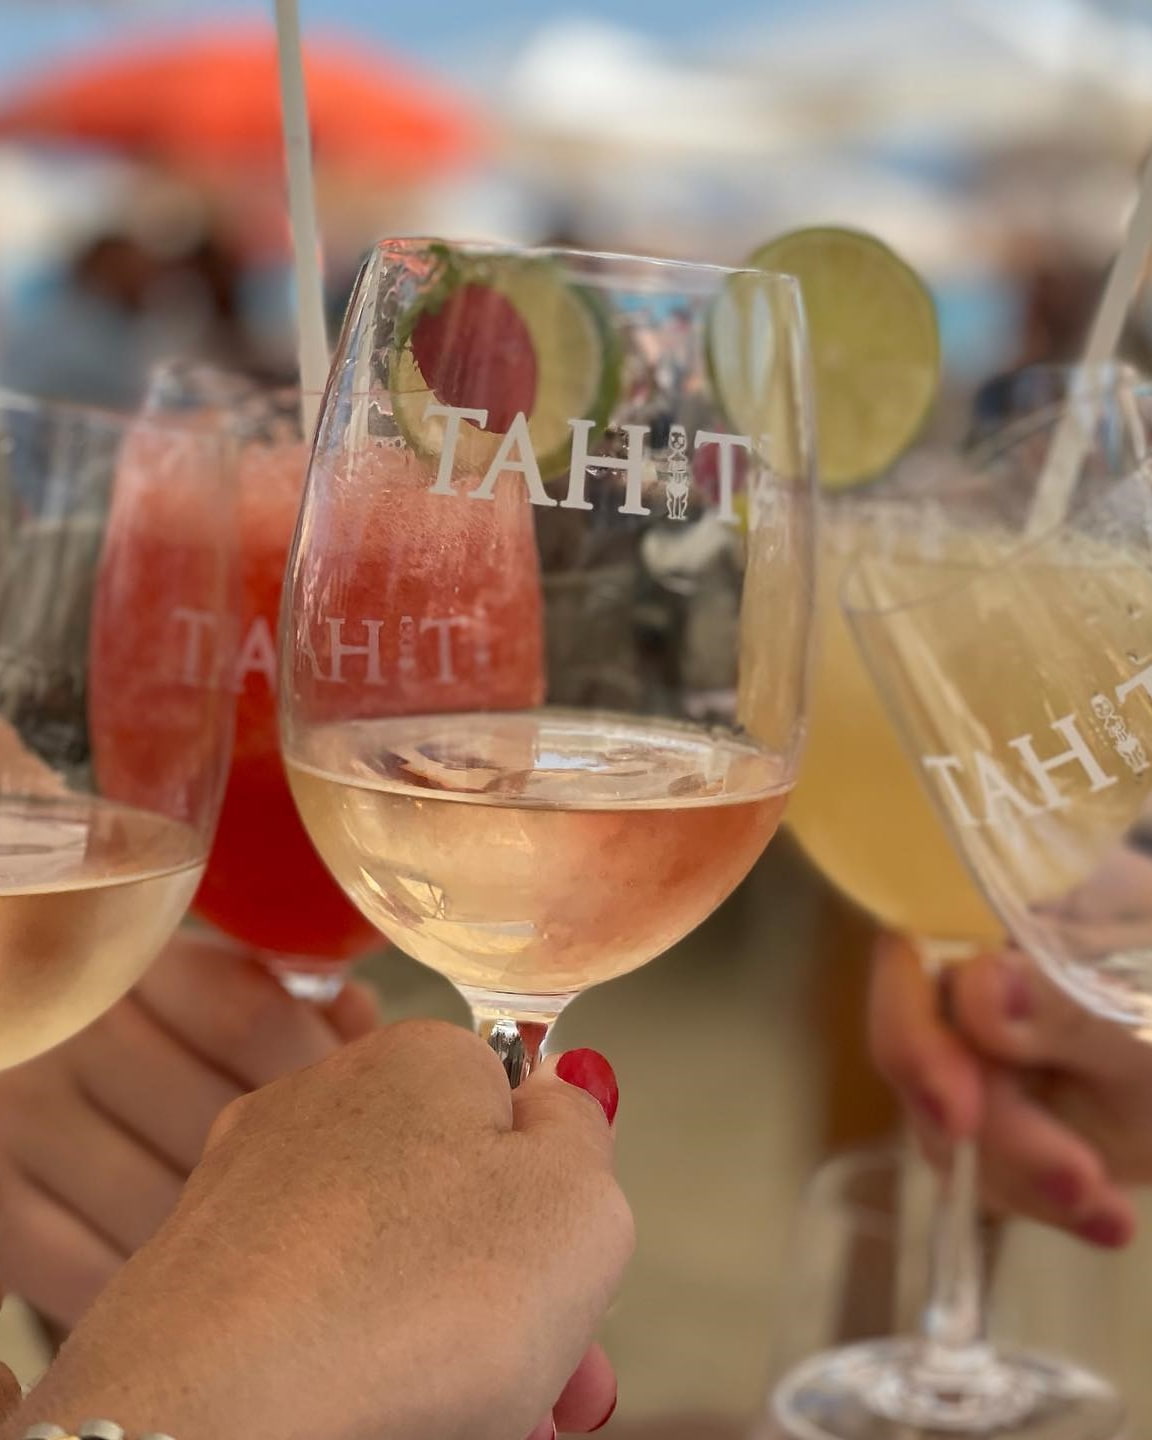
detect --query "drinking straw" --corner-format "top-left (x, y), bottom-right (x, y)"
top-left (1026, 149), bottom-right (1152, 537)
top-left (273, 0), bottom-right (329, 441)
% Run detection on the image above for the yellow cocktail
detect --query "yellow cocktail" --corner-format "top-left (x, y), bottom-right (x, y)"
top-left (789, 512), bottom-right (1002, 947)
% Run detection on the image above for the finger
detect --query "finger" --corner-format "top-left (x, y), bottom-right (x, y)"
top-left (0, 1362), bottom-right (21, 1420)
top-left (324, 979), bottom-right (383, 1043)
top-left (134, 937), bottom-right (350, 1089)
top-left (514, 1055), bottom-right (616, 1168)
top-left (868, 932), bottom-right (983, 1139)
top-left (525, 1420), bottom-right (556, 1440)
top-left (0, 1167), bottom-right (120, 1331)
top-left (9, 1084), bottom-right (184, 1257)
top-left (977, 1068), bottom-right (1135, 1246)
top-left (68, 994), bottom-right (242, 1173)
top-left (551, 1344), bottom-right (617, 1433)
top-left (950, 953), bottom-right (1135, 1083)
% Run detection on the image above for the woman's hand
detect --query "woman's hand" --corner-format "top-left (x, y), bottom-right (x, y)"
top-left (8, 1021), bottom-right (634, 1440)
top-left (0, 929), bottom-right (380, 1330)
top-left (870, 931), bottom-right (1141, 1247)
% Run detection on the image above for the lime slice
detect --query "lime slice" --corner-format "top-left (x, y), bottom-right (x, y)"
top-left (389, 247), bottom-right (618, 481)
top-left (746, 227), bottom-right (940, 489)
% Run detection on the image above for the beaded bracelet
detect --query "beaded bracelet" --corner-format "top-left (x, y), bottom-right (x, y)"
top-left (21, 1423), bottom-right (175, 1439)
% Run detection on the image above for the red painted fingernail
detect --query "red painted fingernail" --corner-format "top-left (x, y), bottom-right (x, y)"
top-left (1077, 1213), bottom-right (1130, 1249)
top-left (913, 1091), bottom-right (947, 1132)
top-left (998, 961), bottom-right (1032, 1021)
top-left (591, 1391), bottom-right (618, 1431)
top-left (1038, 1169), bottom-right (1084, 1211)
top-left (555, 1049), bottom-right (619, 1124)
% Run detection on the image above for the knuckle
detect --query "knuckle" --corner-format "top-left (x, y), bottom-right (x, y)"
top-left (204, 1090), bottom-right (254, 1151)
top-left (369, 1019), bottom-right (502, 1093)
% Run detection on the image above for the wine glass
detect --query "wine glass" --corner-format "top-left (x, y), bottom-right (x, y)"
top-left (780, 368), bottom-right (1123, 1439)
top-left (762, 1147), bottom-right (1128, 1440)
top-left (820, 367), bottom-right (1152, 1440)
top-left (144, 364), bottom-right (381, 1002)
top-left (279, 238), bottom-right (816, 1080)
top-left (0, 390), bottom-right (236, 1069)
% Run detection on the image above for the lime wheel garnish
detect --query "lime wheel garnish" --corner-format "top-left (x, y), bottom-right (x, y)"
top-left (744, 227), bottom-right (941, 489)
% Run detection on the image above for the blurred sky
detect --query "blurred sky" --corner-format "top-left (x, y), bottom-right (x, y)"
top-left (0, 0), bottom-right (777, 84)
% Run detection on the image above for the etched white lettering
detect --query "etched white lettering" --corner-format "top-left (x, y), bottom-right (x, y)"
top-left (470, 412), bottom-right (556, 507)
top-left (421, 616), bottom-right (471, 685)
top-left (922, 755), bottom-right (980, 828)
top-left (325, 619), bottom-right (384, 684)
top-left (694, 430), bottom-right (750, 524)
top-left (425, 403), bottom-right (489, 494)
top-left (1116, 663), bottom-right (1152, 708)
top-left (563, 421), bottom-right (650, 515)
top-left (234, 615), bottom-right (277, 692)
top-left (1007, 715), bottom-right (1116, 808)
top-left (973, 751), bottom-right (1043, 821)
top-left (171, 607), bottom-right (217, 686)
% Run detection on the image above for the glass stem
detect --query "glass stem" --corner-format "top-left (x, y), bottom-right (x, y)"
top-left (262, 952), bottom-right (348, 1005)
top-left (918, 1137), bottom-right (988, 1372)
top-left (865, 935), bottom-right (1038, 1429)
top-left (914, 936), bottom-right (988, 1376)
top-left (476, 1015), bottom-right (552, 1087)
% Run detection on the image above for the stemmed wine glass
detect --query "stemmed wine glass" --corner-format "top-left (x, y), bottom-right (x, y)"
top-left (144, 364), bottom-right (381, 1002)
top-left (778, 367), bottom-right (1128, 1440)
top-left (279, 238), bottom-right (816, 1079)
top-left (0, 390), bottom-right (236, 1069)
top-left (816, 367), bottom-right (1152, 1440)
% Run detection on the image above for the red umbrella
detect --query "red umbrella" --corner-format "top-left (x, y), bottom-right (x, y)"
top-left (0, 25), bottom-right (487, 180)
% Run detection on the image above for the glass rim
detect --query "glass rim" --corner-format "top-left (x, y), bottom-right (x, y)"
top-left (0, 384), bottom-right (235, 450)
top-left (839, 384), bottom-right (1152, 623)
top-left (370, 234), bottom-right (804, 298)
top-left (965, 361), bottom-right (1152, 472)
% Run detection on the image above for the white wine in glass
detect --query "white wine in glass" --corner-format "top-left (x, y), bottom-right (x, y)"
top-left (0, 393), bottom-right (236, 1071)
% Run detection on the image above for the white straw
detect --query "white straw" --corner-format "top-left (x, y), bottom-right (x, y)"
top-left (1026, 149), bottom-right (1152, 538)
top-left (273, 0), bottom-right (329, 442)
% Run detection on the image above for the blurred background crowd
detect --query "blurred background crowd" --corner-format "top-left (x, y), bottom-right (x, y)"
top-left (0, 1), bottom-right (1150, 1436)
top-left (0, 0), bottom-right (1149, 417)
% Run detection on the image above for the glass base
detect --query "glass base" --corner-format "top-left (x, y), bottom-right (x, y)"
top-left (772, 1339), bottom-right (1124, 1440)
top-left (264, 957), bottom-right (348, 1005)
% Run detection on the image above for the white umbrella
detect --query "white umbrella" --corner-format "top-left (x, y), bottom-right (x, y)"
top-left (726, 0), bottom-right (1147, 151)
top-left (504, 18), bottom-right (799, 164)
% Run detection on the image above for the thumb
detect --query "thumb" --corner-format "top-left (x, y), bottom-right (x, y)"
top-left (951, 950), bottom-right (1132, 1083)
top-left (513, 1050), bottom-right (618, 1166)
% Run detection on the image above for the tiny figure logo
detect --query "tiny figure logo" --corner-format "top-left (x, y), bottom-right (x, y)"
top-left (1091, 692), bottom-right (1149, 774)
top-left (663, 424), bottom-right (691, 522)
top-left (398, 615), bottom-right (417, 678)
